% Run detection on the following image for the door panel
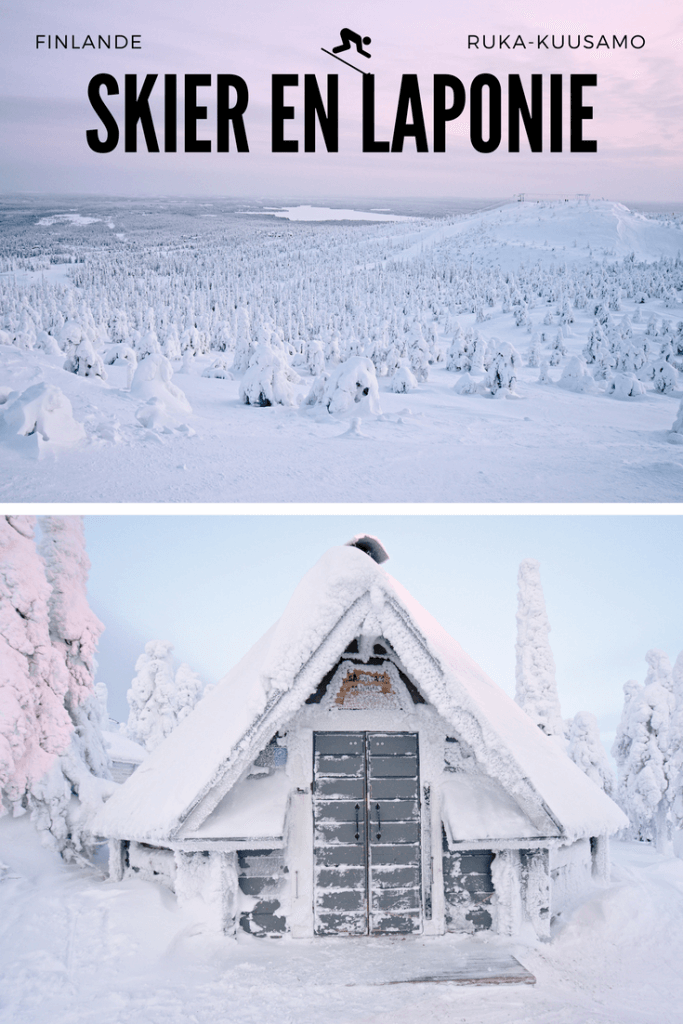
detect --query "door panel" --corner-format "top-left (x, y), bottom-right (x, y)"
top-left (313, 731), bottom-right (422, 936)
top-left (313, 732), bottom-right (368, 936)
top-left (367, 732), bottom-right (422, 935)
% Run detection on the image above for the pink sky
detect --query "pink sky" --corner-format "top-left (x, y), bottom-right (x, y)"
top-left (1, 0), bottom-right (681, 198)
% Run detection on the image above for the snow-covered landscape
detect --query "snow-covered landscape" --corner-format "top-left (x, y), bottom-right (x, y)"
top-left (3, 816), bottom-right (683, 1024)
top-left (2, 196), bottom-right (683, 502)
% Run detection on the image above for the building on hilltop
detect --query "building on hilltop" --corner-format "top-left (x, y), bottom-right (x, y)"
top-left (94, 537), bottom-right (626, 940)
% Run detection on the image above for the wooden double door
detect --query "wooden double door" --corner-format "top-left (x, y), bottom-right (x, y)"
top-left (313, 731), bottom-right (422, 935)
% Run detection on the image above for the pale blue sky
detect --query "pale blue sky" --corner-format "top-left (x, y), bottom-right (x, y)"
top-left (84, 514), bottom-right (683, 755)
top-left (2, 0), bottom-right (681, 198)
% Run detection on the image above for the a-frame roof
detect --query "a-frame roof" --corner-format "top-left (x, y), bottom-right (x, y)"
top-left (95, 545), bottom-right (627, 845)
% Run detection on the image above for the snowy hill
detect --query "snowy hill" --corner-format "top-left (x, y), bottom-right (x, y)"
top-left (370, 200), bottom-right (683, 269)
top-left (1, 196), bottom-right (682, 502)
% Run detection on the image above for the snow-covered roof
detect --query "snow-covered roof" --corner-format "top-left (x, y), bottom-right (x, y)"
top-left (95, 545), bottom-right (627, 845)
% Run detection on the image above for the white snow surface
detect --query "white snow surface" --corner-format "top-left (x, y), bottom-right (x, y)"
top-left (2, 199), bottom-right (683, 501)
top-left (95, 545), bottom-right (626, 845)
top-left (36, 213), bottom-right (100, 227)
top-left (252, 205), bottom-right (415, 222)
top-left (2, 815), bottom-right (683, 1024)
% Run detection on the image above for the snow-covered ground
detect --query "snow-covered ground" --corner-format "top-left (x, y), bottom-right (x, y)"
top-left (1, 197), bottom-right (683, 502)
top-left (1, 814), bottom-right (682, 1024)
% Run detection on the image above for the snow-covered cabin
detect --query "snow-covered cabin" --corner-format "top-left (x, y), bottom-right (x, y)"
top-left (95, 539), bottom-right (627, 940)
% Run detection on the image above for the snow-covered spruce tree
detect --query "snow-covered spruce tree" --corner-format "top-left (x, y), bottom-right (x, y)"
top-left (125, 641), bottom-right (203, 752)
top-left (390, 359), bottom-right (418, 393)
top-left (63, 337), bottom-right (108, 380)
top-left (39, 517), bottom-right (104, 711)
top-left (670, 650), bottom-right (683, 852)
top-left (606, 373), bottom-right (646, 399)
top-left (558, 355), bottom-right (599, 394)
top-left (612, 651), bottom-right (675, 851)
top-left (514, 559), bottom-right (565, 740)
top-left (0, 516), bottom-right (73, 814)
top-left (527, 334), bottom-right (542, 368)
top-left (239, 343), bottom-right (299, 407)
top-left (318, 356), bottom-right (382, 416)
top-left (669, 398), bottom-right (683, 445)
top-left (567, 711), bottom-right (616, 796)
top-left (408, 324), bottom-right (430, 383)
top-left (29, 517), bottom-right (113, 860)
top-left (485, 339), bottom-right (521, 396)
top-left (231, 307), bottom-right (255, 374)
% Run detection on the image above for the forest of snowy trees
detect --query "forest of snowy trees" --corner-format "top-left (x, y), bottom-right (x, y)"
top-left (1, 204), bottom-right (683, 446)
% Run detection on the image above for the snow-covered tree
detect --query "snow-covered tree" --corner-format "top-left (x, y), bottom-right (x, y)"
top-left (318, 357), bottom-right (382, 416)
top-left (231, 307), bottom-right (255, 374)
top-left (612, 650), bottom-right (675, 851)
top-left (558, 355), bottom-right (599, 393)
top-left (607, 373), bottom-right (646, 399)
top-left (390, 360), bottom-right (418, 393)
top-left (567, 711), bottom-right (615, 796)
top-left (0, 516), bottom-right (72, 811)
top-left (485, 339), bottom-right (521, 395)
top-left (0, 515), bottom-right (115, 859)
top-left (239, 344), bottom-right (299, 407)
top-left (526, 334), bottom-right (542, 367)
top-left (125, 641), bottom-right (203, 752)
top-left (670, 651), bottom-right (683, 846)
top-left (63, 337), bottom-right (107, 380)
top-left (28, 517), bottom-right (113, 860)
top-left (514, 559), bottom-right (565, 740)
top-left (39, 517), bottom-right (104, 709)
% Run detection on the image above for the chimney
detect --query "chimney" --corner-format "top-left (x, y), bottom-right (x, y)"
top-left (345, 535), bottom-right (389, 564)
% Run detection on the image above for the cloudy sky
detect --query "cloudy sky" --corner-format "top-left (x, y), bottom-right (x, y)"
top-left (1, 0), bottom-right (682, 198)
top-left (83, 513), bottom-right (683, 761)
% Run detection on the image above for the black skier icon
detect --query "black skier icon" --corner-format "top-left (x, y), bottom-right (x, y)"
top-left (322, 29), bottom-right (372, 75)
top-left (333, 29), bottom-right (372, 58)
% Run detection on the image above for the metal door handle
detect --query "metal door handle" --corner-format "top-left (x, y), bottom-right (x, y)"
top-left (376, 802), bottom-right (381, 840)
top-left (355, 803), bottom-right (360, 840)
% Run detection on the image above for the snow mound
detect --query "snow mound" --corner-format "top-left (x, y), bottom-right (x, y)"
top-left (453, 372), bottom-right (482, 395)
top-left (607, 373), bottom-right (647, 400)
top-left (130, 350), bottom-right (192, 423)
top-left (0, 383), bottom-right (86, 456)
top-left (135, 397), bottom-right (195, 435)
top-left (390, 361), bottom-right (418, 393)
top-left (558, 356), bottom-right (599, 394)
